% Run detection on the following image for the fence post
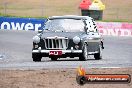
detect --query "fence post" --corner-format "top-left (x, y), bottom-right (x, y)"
top-left (116, 8), bottom-right (119, 20)
top-left (41, 4), bottom-right (44, 17)
top-left (4, 2), bottom-right (7, 15)
top-left (41, 7), bottom-right (43, 17)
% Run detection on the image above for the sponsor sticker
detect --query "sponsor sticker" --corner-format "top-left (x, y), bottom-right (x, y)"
top-left (49, 51), bottom-right (62, 56)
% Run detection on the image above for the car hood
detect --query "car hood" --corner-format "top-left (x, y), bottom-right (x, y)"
top-left (41, 32), bottom-right (84, 39)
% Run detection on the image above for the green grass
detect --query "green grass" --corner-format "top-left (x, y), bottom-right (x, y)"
top-left (1, 13), bottom-right (131, 23)
top-left (0, 13), bottom-right (47, 18)
top-left (101, 19), bottom-right (132, 23)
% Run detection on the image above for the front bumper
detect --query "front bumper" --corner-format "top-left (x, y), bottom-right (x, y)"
top-left (32, 49), bottom-right (82, 54)
top-left (32, 47), bottom-right (99, 58)
top-left (32, 49), bottom-right (98, 54)
top-left (32, 49), bottom-right (82, 58)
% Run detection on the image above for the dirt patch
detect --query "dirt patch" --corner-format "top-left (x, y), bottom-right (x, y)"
top-left (0, 68), bottom-right (131, 88)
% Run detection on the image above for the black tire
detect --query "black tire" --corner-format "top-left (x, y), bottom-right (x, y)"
top-left (79, 44), bottom-right (88, 61)
top-left (51, 57), bottom-right (58, 61)
top-left (32, 53), bottom-right (42, 62)
top-left (94, 46), bottom-right (102, 60)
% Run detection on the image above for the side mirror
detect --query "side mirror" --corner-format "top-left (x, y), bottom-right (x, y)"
top-left (38, 30), bottom-right (42, 33)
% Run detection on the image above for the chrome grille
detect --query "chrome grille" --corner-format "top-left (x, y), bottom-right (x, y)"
top-left (44, 38), bottom-right (68, 49)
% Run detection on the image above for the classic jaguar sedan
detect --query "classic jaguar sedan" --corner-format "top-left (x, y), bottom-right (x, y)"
top-left (32, 16), bottom-right (104, 61)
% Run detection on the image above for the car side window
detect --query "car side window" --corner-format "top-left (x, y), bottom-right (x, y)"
top-left (92, 19), bottom-right (98, 32)
top-left (43, 20), bottom-right (51, 30)
top-left (86, 19), bottom-right (98, 33)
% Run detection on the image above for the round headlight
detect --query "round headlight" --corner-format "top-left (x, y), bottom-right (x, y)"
top-left (33, 36), bottom-right (40, 43)
top-left (73, 36), bottom-right (80, 44)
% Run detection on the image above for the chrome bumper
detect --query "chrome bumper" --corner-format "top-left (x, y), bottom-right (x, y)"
top-left (32, 49), bottom-right (99, 55)
top-left (32, 49), bottom-right (82, 54)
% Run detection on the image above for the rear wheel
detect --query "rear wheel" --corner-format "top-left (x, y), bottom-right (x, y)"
top-left (79, 44), bottom-right (88, 61)
top-left (94, 46), bottom-right (102, 60)
top-left (32, 53), bottom-right (42, 62)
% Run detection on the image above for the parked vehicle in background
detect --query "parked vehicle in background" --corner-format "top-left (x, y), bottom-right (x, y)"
top-left (32, 15), bottom-right (104, 61)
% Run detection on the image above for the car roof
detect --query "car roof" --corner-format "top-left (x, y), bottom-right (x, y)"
top-left (48, 15), bottom-right (93, 20)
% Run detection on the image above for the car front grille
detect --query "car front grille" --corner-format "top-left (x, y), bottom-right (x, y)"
top-left (44, 37), bottom-right (68, 49)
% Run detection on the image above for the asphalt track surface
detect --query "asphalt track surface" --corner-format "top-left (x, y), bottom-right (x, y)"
top-left (0, 30), bottom-right (132, 69)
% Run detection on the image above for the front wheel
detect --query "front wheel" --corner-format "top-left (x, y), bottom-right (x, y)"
top-left (79, 44), bottom-right (88, 61)
top-left (32, 53), bottom-right (42, 62)
top-left (51, 57), bottom-right (58, 61)
top-left (94, 46), bottom-right (102, 60)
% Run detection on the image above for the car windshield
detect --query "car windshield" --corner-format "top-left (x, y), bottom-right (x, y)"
top-left (43, 19), bottom-right (85, 32)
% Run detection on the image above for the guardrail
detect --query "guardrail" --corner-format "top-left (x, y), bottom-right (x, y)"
top-left (0, 17), bottom-right (132, 36)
